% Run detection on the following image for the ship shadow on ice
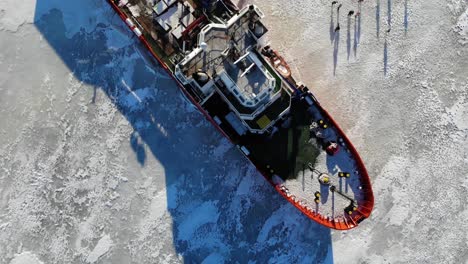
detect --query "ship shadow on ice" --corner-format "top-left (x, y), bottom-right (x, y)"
top-left (34, 1), bottom-right (333, 263)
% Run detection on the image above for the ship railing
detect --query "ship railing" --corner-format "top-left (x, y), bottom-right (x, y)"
top-left (216, 69), bottom-right (279, 121)
top-left (275, 183), bottom-right (364, 229)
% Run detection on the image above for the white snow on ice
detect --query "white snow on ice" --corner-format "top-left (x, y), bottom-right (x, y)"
top-left (86, 234), bottom-right (113, 263)
top-left (9, 252), bottom-right (44, 264)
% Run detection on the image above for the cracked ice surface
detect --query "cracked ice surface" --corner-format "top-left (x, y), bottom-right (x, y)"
top-left (0, 0), bottom-right (467, 263)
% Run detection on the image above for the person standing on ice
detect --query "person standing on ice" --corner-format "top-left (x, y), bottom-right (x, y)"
top-left (335, 3), bottom-right (343, 32)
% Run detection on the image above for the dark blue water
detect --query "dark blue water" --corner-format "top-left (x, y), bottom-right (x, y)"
top-left (34, 1), bottom-right (333, 262)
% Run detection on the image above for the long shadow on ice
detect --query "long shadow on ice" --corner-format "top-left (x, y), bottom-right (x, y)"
top-left (376, 0), bottom-right (381, 38)
top-left (346, 15), bottom-right (351, 61)
top-left (404, 0), bottom-right (409, 34)
top-left (34, 1), bottom-right (333, 262)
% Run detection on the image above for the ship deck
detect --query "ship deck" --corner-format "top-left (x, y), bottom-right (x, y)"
top-left (203, 85), bottom-right (365, 220)
top-left (244, 93), bottom-right (365, 220)
top-left (242, 95), bottom-right (320, 178)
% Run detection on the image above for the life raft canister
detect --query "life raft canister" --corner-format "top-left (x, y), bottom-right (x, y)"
top-left (326, 141), bottom-right (340, 155)
top-left (318, 173), bottom-right (331, 185)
